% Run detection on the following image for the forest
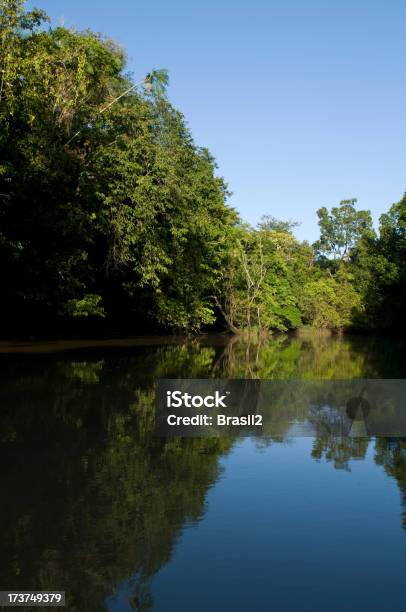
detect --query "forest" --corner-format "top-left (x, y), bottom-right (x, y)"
top-left (1, 0), bottom-right (405, 337)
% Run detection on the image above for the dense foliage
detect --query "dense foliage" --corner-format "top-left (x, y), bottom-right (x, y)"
top-left (0, 1), bottom-right (235, 334)
top-left (1, 1), bottom-right (405, 336)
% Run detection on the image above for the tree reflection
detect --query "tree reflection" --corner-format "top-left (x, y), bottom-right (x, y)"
top-left (0, 346), bottom-right (232, 611)
top-left (375, 439), bottom-right (406, 530)
top-left (0, 331), bottom-right (405, 610)
top-left (311, 436), bottom-right (369, 471)
top-left (213, 330), bottom-right (406, 379)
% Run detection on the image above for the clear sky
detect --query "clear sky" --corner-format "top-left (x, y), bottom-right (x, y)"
top-left (26, 0), bottom-right (406, 241)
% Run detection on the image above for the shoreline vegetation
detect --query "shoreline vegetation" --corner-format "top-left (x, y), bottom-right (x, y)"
top-left (1, 1), bottom-right (405, 340)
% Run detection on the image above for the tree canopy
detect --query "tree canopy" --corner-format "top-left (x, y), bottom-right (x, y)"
top-left (1, 0), bottom-right (405, 337)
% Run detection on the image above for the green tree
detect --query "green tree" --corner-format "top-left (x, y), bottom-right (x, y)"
top-left (314, 199), bottom-right (374, 261)
top-left (258, 214), bottom-right (299, 234)
top-left (1, 0), bottom-right (405, 337)
top-left (216, 222), bottom-right (309, 333)
top-left (354, 193), bottom-right (406, 331)
top-left (300, 268), bottom-right (363, 331)
top-left (0, 0), bottom-right (236, 334)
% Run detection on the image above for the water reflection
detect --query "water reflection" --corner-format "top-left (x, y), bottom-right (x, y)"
top-left (0, 331), bottom-right (405, 610)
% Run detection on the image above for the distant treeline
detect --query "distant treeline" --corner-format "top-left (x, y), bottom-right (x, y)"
top-left (1, 1), bottom-right (405, 336)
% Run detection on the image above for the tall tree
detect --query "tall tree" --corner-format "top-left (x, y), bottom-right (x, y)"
top-left (314, 199), bottom-right (374, 261)
top-left (0, 0), bottom-right (236, 334)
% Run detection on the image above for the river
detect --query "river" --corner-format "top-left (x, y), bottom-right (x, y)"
top-left (0, 330), bottom-right (405, 611)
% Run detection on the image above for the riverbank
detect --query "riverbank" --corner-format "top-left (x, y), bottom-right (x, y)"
top-left (0, 326), bottom-right (397, 355)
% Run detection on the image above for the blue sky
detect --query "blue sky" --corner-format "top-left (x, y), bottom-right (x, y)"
top-left (27, 0), bottom-right (406, 241)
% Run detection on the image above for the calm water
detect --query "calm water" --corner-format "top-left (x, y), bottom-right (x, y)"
top-left (1, 331), bottom-right (406, 611)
